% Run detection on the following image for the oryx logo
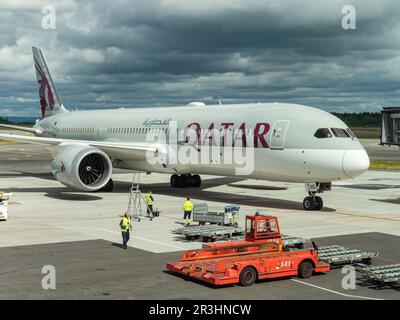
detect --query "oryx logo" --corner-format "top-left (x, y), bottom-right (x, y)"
top-left (34, 58), bottom-right (55, 118)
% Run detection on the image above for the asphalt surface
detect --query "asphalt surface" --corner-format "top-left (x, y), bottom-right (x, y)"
top-left (0, 232), bottom-right (398, 300)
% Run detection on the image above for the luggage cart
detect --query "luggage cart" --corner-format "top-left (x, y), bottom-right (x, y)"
top-left (358, 264), bottom-right (400, 289)
top-left (281, 235), bottom-right (309, 249)
top-left (173, 224), bottom-right (244, 242)
top-left (317, 245), bottom-right (378, 266)
top-left (192, 203), bottom-right (239, 226)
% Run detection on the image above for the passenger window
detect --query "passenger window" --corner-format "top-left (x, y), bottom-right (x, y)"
top-left (314, 128), bottom-right (332, 138)
top-left (331, 128), bottom-right (350, 138)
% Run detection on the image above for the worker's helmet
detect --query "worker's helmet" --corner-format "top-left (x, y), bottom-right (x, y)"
top-left (186, 197), bottom-right (190, 200)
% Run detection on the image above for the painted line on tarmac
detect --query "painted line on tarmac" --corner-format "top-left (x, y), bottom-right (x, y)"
top-left (329, 210), bottom-right (400, 223)
top-left (45, 224), bottom-right (186, 250)
top-left (133, 235), bottom-right (185, 250)
top-left (290, 279), bottom-right (383, 300)
top-left (97, 227), bottom-right (186, 250)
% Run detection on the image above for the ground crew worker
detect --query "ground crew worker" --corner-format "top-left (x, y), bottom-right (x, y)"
top-left (182, 197), bottom-right (193, 225)
top-left (146, 191), bottom-right (154, 216)
top-left (119, 212), bottom-right (132, 249)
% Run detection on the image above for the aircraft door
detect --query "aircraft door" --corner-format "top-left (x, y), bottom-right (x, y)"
top-left (270, 120), bottom-right (289, 150)
top-left (96, 126), bottom-right (105, 141)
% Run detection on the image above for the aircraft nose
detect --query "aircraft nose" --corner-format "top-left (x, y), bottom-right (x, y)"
top-left (342, 149), bottom-right (370, 178)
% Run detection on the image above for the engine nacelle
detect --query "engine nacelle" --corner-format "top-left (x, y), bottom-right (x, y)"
top-left (51, 144), bottom-right (112, 191)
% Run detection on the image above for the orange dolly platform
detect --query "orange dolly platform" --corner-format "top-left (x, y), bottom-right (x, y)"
top-left (166, 214), bottom-right (330, 286)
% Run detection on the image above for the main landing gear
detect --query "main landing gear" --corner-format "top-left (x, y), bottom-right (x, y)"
top-left (170, 174), bottom-right (201, 188)
top-left (303, 182), bottom-right (331, 211)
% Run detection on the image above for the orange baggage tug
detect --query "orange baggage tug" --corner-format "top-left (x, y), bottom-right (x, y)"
top-left (166, 214), bottom-right (330, 286)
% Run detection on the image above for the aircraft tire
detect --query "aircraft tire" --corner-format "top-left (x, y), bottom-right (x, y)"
top-left (314, 196), bottom-right (323, 210)
top-left (192, 175), bottom-right (201, 188)
top-left (186, 174), bottom-right (193, 187)
top-left (170, 174), bottom-right (179, 188)
top-left (178, 175), bottom-right (188, 188)
top-left (303, 196), bottom-right (316, 210)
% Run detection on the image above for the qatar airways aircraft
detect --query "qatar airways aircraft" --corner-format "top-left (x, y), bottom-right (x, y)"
top-left (0, 47), bottom-right (370, 211)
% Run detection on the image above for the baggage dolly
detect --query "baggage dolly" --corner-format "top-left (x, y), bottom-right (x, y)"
top-left (317, 245), bottom-right (378, 266)
top-left (173, 224), bottom-right (244, 242)
top-left (358, 264), bottom-right (400, 289)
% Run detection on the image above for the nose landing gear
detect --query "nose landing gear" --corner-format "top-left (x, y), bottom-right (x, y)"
top-left (303, 182), bottom-right (331, 211)
top-left (303, 195), bottom-right (323, 211)
top-left (170, 174), bottom-right (201, 188)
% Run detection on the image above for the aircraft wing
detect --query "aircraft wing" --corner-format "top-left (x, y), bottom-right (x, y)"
top-left (0, 123), bottom-right (41, 134)
top-left (0, 133), bottom-right (159, 159)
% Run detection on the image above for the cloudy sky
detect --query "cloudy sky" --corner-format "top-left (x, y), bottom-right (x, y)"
top-left (1, 0), bottom-right (400, 116)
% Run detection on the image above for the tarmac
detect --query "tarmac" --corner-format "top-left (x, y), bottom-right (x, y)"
top-left (0, 141), bottom-right (399, 299)
top-left (360, 139), bottom-right (400, 161)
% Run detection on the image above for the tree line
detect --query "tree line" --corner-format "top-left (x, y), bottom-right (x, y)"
top-left (331, 112), bottom-right (381, 127)
top-left (0, 117), bottom-right (10, 124)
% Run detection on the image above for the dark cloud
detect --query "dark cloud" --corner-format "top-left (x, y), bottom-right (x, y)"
top-left (1, 0), bottom-right (400, 116)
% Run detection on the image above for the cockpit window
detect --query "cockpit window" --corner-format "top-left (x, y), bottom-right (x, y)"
top-left (331, 128), bottom-right (350, 138)
top-left (346, 128), bottom-right (356, 139)
top-left (314, 128), bottom-right (332, 138)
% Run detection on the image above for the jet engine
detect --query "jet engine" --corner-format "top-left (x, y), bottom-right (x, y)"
top-left (51, 144), bottom-right (112, 191)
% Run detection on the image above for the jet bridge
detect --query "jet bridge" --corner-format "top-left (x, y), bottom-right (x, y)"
top-left (381, 107), bottom-right (400, 146)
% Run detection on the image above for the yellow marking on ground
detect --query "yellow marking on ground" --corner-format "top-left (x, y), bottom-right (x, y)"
top-left (0, 140), bottom-right (23, 145)
top-left (327, 209), bottom-right (400, 222)
top-left (343, 218), bottom-right (374, 223)
top-left (370, 160), bottom-right (400, 170)
top-left (323, 215), bottom-right (372, 223)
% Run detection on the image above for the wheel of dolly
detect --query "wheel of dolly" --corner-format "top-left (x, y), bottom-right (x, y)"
top-left (239, 267), bottom-right (257, 286)
top-left (298, 261), bottom-right (314, 279)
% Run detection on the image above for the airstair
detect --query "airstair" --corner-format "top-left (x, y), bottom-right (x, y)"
top-left (126, 173), bottom-right (153, 222)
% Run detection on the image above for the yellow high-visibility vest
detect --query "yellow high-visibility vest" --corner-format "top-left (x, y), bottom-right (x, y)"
top-left (183, 200), bottom-right (193, 211)
top-left (120, 217), bottom-right (131, 232)
top-left (146, 193), bottom-right (153, 205)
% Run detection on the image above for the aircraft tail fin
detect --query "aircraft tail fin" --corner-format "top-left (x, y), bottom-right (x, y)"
top-left (32, 46), bottom-right (68, 118)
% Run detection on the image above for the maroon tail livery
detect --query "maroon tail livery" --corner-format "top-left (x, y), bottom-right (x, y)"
top-left (32, 46), bottom-right (67, 118)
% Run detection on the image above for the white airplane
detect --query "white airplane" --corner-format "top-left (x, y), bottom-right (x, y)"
top-left (0, 47), bottom-right (370, 211)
